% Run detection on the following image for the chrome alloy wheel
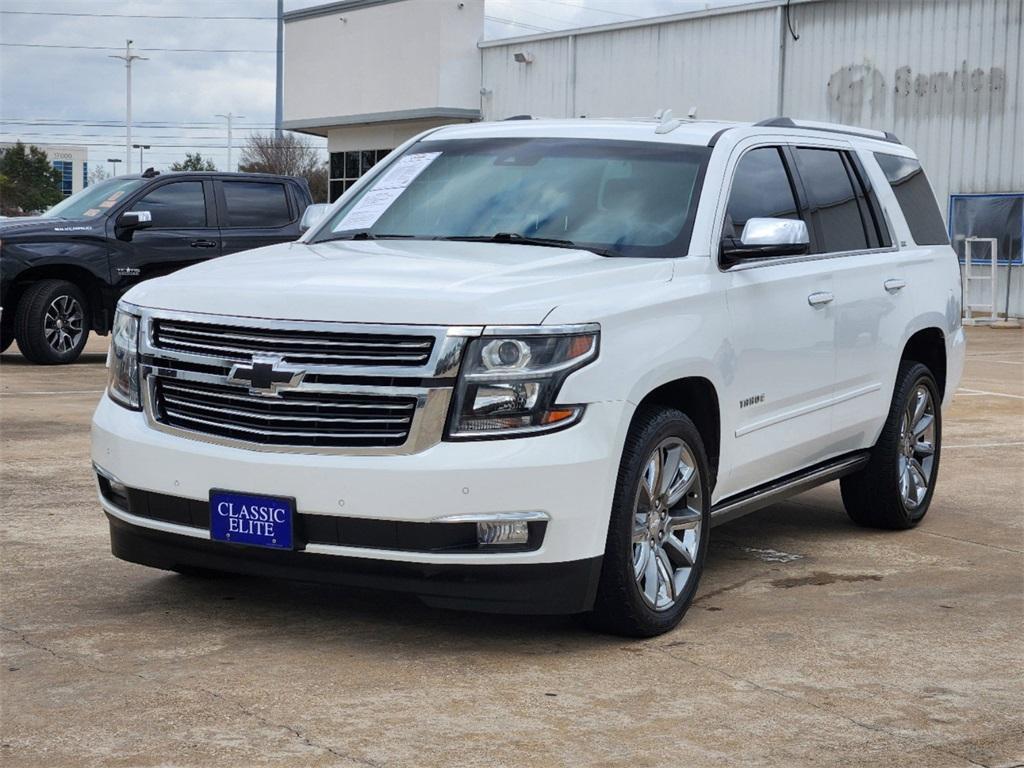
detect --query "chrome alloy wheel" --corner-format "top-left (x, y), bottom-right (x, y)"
top-left (632, 437), bottom-right (704, 611)
top-left (898, 384), bottom-right (937, 510)
top-left (43, 295), bottom-right (85, 353)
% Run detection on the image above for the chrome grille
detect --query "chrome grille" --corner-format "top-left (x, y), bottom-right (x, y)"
top-left (153, 318), bottom-right (435, 367)
top-left (154, 379), bottom-right (417, 449)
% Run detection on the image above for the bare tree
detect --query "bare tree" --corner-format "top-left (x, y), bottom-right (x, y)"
top-left (238, 132), bottom-right (328, 203)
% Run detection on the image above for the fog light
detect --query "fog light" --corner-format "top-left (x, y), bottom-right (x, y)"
top-left (477, 520), bottom-right (529, 546)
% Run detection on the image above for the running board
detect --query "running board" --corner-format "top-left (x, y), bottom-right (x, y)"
top-left (710, 451), bottom-right (870, 527)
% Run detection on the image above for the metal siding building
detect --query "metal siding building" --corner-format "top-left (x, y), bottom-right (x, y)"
top-left (479, 0), bottom-right (1023, 211)
top-left (285, 0), bottom-right (1023, 314)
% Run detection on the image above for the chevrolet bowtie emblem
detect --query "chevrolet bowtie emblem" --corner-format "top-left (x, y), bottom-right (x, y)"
top-left (227, 355), bottom-right (306, 396)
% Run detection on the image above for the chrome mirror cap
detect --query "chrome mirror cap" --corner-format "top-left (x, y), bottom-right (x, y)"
top-left (299, 203), bottom-right (331, 233)
top-left (740, 217), bottom-right (810, 247)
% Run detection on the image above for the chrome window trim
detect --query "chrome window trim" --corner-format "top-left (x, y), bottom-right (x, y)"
top-left (722, 244), bottom-right (900, 272)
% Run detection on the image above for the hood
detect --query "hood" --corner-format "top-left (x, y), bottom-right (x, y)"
top-left (0, 217), bottom-right (100, 239)
top-left (123, 239), bottom-right (673, 326)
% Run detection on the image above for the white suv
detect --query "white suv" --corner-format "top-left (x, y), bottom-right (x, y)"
top-left (92, 116), bottom-right (964, 636)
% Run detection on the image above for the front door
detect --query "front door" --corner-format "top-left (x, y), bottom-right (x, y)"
top-left (111, 179), bottom-right (221, 286)
top-left (716, 144), bottom-right (838, 497)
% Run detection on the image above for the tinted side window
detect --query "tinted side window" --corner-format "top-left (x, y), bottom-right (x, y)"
top-left (222, 182), bottom-right (291, 227)
top-left (792, 148), bottom-right (869, 253)
top-left (874, 153), bottom-right (949, 245)
top-left (135, 182), bottom-right (207, 228)
top-left (725, 147), bottom-right (801, 239)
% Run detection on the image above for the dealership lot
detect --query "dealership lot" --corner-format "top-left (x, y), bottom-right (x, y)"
top-left (1, 328), bottom-right (1021, 768)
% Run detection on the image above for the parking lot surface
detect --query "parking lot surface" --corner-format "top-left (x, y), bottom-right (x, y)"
top-left (1, 327), bottom-right (1022, 768)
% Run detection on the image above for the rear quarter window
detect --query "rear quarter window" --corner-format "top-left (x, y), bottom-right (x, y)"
top-left (874, 154), bottom-right (949, 246)
top-left (222, 181), bottom-right (292, 228)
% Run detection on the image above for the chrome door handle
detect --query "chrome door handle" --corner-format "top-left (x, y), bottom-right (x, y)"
top-left (190, 239), bottom-right (217, 248)
top-left (807, 291), bottom-right (834, 307)
top-left (884, 278), bottom-right (907, 292)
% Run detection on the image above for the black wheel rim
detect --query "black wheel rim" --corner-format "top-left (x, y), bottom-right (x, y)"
top-left (43, 295), bottom-right (84, 353)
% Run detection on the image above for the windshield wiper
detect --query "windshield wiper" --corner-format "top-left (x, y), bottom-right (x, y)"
top-left (316, 231), bottom-right (419, 243)
top-left (437, 232), bottom-right (620, 257)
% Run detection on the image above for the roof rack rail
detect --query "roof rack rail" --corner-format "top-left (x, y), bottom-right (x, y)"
top-left (755, 117), bottom-right (901, 144)
top-left (503, 114), bottom-right (533, 121)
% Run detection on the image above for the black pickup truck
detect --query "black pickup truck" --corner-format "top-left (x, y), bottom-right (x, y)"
top-left (1, 169), bottom-right (314, 364)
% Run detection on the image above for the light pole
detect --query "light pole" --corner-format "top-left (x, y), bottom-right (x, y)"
top-left (107, 157), bottom-right (122, 176)
top-left (109, 40), bottom-right (147, 174)
top-left (215, 112), bottom-right (245, 171)
top-left (133, 144), bottom-right (151, 169)
top-left (275, 0), bottom-right (283, 138)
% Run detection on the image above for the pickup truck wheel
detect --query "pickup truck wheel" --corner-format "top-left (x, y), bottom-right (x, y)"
top-left (841, 362), bottom-right (942, 529)
top-left (588, 407), bottom-right (711, 637)
top-left (14, 280), bottom-right (90, 365)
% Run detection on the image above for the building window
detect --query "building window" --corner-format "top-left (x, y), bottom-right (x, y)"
top-left (328, 148), bottom-right (391, 202)
top-left (52, 160), bottom-right (73, 197)
top-left (83, 161), bottom-right (89, 189)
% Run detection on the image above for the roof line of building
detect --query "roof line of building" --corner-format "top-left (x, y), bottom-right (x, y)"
top-left (477, 0), bottom-right (821, 49)
top-left (282, 107), bottom-right (481, 132)
top-left (283, 0), bottom-right (404, 23)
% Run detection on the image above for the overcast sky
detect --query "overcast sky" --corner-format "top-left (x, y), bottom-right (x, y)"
top-left (0, 0), bottom-right (747, 174)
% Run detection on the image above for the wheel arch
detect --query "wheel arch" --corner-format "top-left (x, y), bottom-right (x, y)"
top-left (633, 376), bottom-right (721, 491)
top-left (901, 327), bottom-right (947, 402)
top-left (6, 265), bottom-right (109, 333)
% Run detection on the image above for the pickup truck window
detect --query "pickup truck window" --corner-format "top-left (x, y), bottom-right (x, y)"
top-left (222, 181), bottom-right (291, 227)
top-left (315, 138), bottom-right (710, 258)
top-left (40, 177), bottom-right (145, 220)
top-left (135, 181), bottom-right (207, 229)
top-left (874, 153), bottom-right (950, 246)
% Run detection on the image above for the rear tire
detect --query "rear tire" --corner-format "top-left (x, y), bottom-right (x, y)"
top-left (588, 407), bottom-right (711, 637)
top-left (841, 361), bottom-right (942, 529)
top-left (14, 279), bottom-right (90, 364)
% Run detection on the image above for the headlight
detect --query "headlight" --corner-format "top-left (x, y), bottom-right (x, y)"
top-left (107, 308), bottom-right (141, 410)
top-left (446, 325), bottom-right (599, 439)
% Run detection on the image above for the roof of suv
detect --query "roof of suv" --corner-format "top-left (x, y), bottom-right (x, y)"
top-left (427, 116), bottom-right (903, 151)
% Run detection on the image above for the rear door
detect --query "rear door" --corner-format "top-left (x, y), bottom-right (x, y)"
top-left (112, 178), bottom-right (221, 284)
top-left (716, 143), bottom-right (838, 496)
top-left (215, 179), bottom-right (299, 256)
top-left (789, 144), bottom-right (912, 452)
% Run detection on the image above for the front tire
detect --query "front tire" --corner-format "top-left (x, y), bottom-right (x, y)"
top-left (588, 407), bottom-right (711, 637)
top-left (841, 361), bottom-right (942, 529)
top-left (14, 279), bottom-right (90, 364)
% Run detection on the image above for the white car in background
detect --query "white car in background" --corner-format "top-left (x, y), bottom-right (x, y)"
top-left (92, 116), bottom-right (964, 636)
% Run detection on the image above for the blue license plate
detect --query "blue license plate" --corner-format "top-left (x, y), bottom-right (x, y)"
top-left (209, 490), bottom-right (294, 550)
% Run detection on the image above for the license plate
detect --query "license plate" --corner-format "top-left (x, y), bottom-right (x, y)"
top-left (209, 490), bottom-right (294, 550)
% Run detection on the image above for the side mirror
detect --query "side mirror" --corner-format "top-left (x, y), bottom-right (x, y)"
top-left (299, 203), bottom-right (330, 234)
top-left (721, 217), bottom-right (810, 264)
top-left (118, 210), bottom-right (153, 231)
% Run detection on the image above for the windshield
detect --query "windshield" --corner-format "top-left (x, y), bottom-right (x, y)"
top-left (41, 177), bottom-right (146, 219)
top-left (313, 137), bottom-right (710, 258)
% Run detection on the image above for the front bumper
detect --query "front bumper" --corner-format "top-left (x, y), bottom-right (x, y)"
top-left (107, 514), bottom-right (603, 614)
top-left (92, 393), bottom-right (629, 608)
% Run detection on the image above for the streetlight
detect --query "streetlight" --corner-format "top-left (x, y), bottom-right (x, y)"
top-left (133, 144), bottom-right (151, 169)
top-left (215, 112), bottom-right (245, 171)
top-left (107, 158), bottom-right (122, 176)
top-left (109, 40), bottom-right (147, 174)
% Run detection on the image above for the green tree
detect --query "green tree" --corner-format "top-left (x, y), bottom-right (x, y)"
top-left (0, 142), bottom-right (63, 215)
top-left (171, 152), bottom-right (217, 171)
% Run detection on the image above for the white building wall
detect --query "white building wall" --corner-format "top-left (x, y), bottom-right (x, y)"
top-left (284, 0), bottom-right (483, 130)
